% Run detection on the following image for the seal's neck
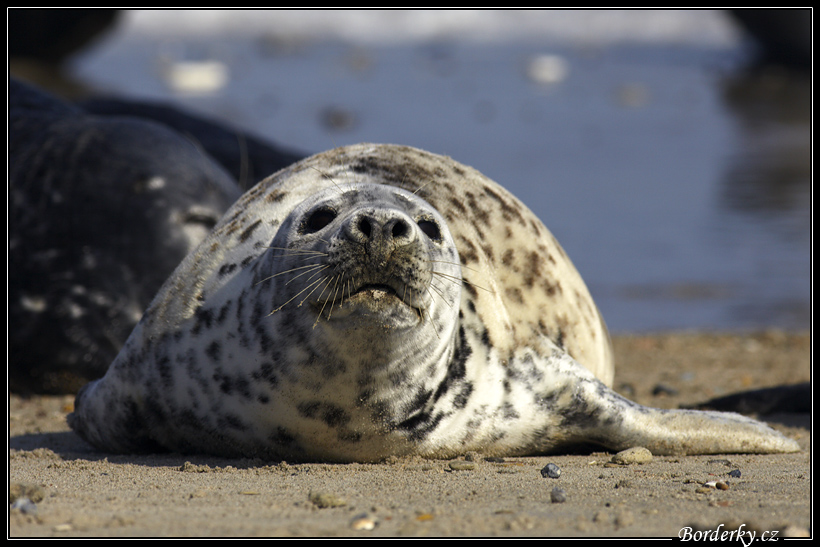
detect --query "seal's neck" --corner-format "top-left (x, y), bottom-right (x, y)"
top-left (311, 316), bottom-right (459, 424)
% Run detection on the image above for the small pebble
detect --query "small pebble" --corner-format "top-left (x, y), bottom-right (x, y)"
top-left (540, 463), bottom-right (561, 479)
top-left (610, 447), bottom-right (652, 465)
top-left (701, 480), bottom-right (729, 491)
top-left (415, 513), bottom-right (435, 522)
top-left (350, 514), bottom-right (377, 531)
top-left (550, 487), bottom-right (567, 503)
top-left (448, 461), bottom-right (475, 471)
top-left (728, 469), bottom-right (741, 478)
top-left (308, 491), bottom-right (347, 508)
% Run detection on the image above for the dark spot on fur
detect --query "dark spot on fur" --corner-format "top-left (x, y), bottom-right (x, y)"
top-left (298, 401), bottom-right (350, 428)
top-left (505, 287), bottom-right (524, 304)
top-left (542, 278), bottom-right (562, 297)
top-left (452, 382), bottom-right (473, 409)
top-left (501, 402), bottom-right (519, 420)
top-left (156, 354), bottom-right (173, 383)
top-left (448, 196), bottom-right (468, 216)
top-left (432, 326), bottom-right (470, 404)
top-left (396, 409), bottom-right (445, 442)
top-left (192, 307), bottom-right (214, 336)
top-left (206, 340), bottom-right (221, 361)
top-left (218, 263), bottom-right (237, 277)
top-left (457, 235), bottom-right (479, 265)
top-left (482, 185), bottom-right (525, 226)
top-left (463, 281), bottom-right (478, 300)
top-left (502, 248), bottom-right (515, 268)
top-left (252, 362), bottom-right (279, 387)
top-left (480, 243), bottom-right (495, 264)
top-left (465, 192), bottom-right (490, 227)
top-left (402, 386), bottom-right (433, 417)
top-left (239, 219), bottom-right (262, 243)
top-left (269, 426), bottom-right (297, 446)
top-left (523, 250), bottom-right (545, 289)
top-left (216, 301), bottom-right (232, 325)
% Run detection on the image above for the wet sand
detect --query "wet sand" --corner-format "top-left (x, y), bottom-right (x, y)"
top-left (9, 331), bottom-right (810, 538)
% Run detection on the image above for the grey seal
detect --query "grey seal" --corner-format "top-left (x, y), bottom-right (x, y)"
top-left (68, 143), bottom-right (800, 462)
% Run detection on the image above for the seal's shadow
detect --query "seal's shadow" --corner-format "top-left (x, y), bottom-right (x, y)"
top-left (9, 430), bottom-right (278, 468)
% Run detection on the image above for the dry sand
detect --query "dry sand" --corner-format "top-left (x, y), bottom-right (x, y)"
top-left (8, 331), bottom-right (811, 538)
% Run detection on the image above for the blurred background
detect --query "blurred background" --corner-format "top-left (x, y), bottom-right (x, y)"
top-left (10, 9), bottom-right (811, 334)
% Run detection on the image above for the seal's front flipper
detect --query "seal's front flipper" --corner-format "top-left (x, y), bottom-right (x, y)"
top-left (561, 376), bottom-right (801, 455)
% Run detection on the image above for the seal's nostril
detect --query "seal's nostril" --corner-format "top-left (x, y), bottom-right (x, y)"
top-left (358, 217), bottom-right (372, 238)
top-left (391, 219), bottom-right (409, 240)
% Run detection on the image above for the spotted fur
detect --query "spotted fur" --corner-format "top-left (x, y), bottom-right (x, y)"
top-left (69, 144), bottom-right (799, 462)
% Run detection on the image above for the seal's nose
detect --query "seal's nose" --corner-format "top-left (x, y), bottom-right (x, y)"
top-left (347, 209), bottom-right (415, 246)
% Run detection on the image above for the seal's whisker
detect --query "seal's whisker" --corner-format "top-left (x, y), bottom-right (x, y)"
top-left (427, 279), bottom-right (451, 308)
top-left (419, 298), bottom-right (441, 340)
top-left (313, 275), bottom-right (339, 327)
top-left (284, 263), bottom-right (329, 286)
top-left (298, 275), bottom-right (334, 309)
top-left (265, 246), bottom-right (329, 258)
top-left (267, 275), bottom-right (328, 316)
top-left (313, 273), bottom-right (336, 308)
top-left (255, 263), bottom-right (326, 286)
top-left (411, 177), bottom-right (435, 197)
top-left (429, 259), bottom-right (481, 275)
top-left (337, 277), bottom-right (349, 308)
top-left (345, 277), bottom-right (353, 305)
top-left (433, 271), bottom-right (493, 294)
top-left (429, 271), bottom-right (467, 292)
top-left (326, 275), bottom-right (343, 320)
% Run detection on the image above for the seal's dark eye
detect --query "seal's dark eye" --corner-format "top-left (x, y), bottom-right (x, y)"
top-left (417, 219), bottom-right (441, 242)
top-left (302, 207), bottom-right (336, 234)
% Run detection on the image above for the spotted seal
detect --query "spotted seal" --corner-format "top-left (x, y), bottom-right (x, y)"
top-left (68, 143), bottom-right (800, 462)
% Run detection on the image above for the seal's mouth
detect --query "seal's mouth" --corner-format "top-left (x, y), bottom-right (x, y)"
top-left (353, 283), bottom-right (399, 297)
top-left (346, 282), bottom-right (409, 309)
top-left (309, 279), bottom-right (423, 322)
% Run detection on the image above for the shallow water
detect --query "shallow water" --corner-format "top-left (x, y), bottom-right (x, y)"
top-left (67, 10), bottom-right (810, 333)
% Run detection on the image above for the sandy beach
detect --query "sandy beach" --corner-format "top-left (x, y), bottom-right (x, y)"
top-left (9, 330), bottom-right (810, 538)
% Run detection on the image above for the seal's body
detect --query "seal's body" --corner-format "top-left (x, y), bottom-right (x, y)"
top-left (69, 144), bottom-right (799, 462)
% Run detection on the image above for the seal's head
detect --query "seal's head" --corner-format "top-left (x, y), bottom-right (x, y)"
top-left (263, 183), bottom-right (461, 338)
